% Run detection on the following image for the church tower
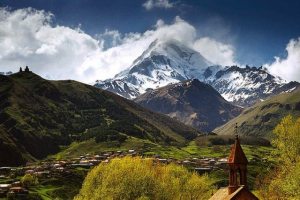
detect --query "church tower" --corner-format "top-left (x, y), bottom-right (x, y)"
top-left (209, 123), bottom-right (259, 200)
top-left (228, 124), bottom-right (248, 194)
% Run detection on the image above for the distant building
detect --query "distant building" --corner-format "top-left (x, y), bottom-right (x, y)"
top-left (24, 66), bottom-right (30, 72)
top-left (209, 125), bottom-right (259, 200)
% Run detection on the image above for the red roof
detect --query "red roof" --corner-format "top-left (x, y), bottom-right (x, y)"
top-left (228, 136), bottom-right (248, 164)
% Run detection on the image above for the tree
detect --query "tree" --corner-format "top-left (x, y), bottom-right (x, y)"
top-left (75, 156), bottom-right (215, 200)
top-left (257, 115), bottom-right (300, 199)
top-left (272, 115), bottom-right (300, 165)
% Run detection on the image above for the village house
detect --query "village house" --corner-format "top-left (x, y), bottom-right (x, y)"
top-left (8, 186), bottom-right (29, 197)
top-left (209, 131), bottom-right (259, 200)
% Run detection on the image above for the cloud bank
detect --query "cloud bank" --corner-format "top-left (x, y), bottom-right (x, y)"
top-left (0, 7), bottom-right (100, 82)
top-left (142, 0), bottom-right (174, 10)
top-left (0, 7), bottom-right (236, 83)
top-left (193, 37), bottom-right (236, 66)
top-left (265, 38), bottom-right (300, 82)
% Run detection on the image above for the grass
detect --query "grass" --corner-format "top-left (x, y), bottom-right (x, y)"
top-left (52, 138), bottom-right (226, 160)
top-left (32, 185), bottom-right (60, 200)
top-left (30, 168), bottom-right (88, 200)
top-left (52, 137), bottom-right (274, 161)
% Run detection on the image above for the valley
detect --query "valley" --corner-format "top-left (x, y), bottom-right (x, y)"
top-left (0, 137), bottom-right (274, 199)
top-left (0, 65), bottom-right (298, 199)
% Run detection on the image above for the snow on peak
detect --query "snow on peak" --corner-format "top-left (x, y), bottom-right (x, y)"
top-left (95, 39), bottom-right (300, 107)
top-left (95, 39), bottom-right (214, 99)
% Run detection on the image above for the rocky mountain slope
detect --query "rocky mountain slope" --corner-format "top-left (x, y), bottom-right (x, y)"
top-left (135, 79), bottom-right (242, 132)
top-left (214, 88), bottom-right (300, 138)
top-left (95, 39), bottom-right (299, 107)
top-left (0, 71), bottom-right (200, 166)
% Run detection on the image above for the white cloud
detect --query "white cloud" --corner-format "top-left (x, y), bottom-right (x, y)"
top-left (193, 37), bottom-right (236, 66)
top-left (265, 38), bottom-right (300, 82)
top-left (143, 0), bottom-right (174, 10)
top-left (0, 7), bottom-right (101, 82)
top-left (0, 7), bottom-right (237, 83)
top-left (78, 16), bottom-right (198, 82)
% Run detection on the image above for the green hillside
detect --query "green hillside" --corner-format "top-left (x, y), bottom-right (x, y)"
top-left (0, 71), bottom-right (200, 166)
top-left (214, 88), bottom-right (300, 138)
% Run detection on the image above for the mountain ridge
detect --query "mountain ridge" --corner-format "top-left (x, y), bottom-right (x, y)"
top-left (95, 39), bottom-right (300, 107)
top-left (202, 65), bottom-right (300, 107)
top-left (0, 71), bottom-right (200, 166)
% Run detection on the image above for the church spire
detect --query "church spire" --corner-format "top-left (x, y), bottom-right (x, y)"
top-left (228, 123), bottom-right (248, 194)
top-left (209, 124), bottom-right (259, 200)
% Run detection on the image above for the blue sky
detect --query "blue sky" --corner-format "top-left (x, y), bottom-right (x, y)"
top-left (0, 0), bottom-right (300, 82)
top-left (2, 0), bottom-right (300, 65)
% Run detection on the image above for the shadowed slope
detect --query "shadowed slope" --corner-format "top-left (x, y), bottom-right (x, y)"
top-left (0, 72), bottom-right (200, 166)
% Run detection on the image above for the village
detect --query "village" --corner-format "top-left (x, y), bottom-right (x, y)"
top-left (0, 149), bottom-right (230, 199)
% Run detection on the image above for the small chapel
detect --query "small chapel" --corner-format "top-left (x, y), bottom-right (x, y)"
top-left (209, 125), bottom-right (259, 200)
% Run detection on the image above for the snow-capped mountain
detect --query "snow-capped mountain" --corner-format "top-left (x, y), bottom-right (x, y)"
top-left (95, 39), bottom-right (212, 99)
top-left (95, 39), bottom-right (300, 107)
top-left (202, 65), bottom-right (300, 107)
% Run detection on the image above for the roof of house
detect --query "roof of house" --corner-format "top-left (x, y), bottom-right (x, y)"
top-left (209, 187), bottom-right (228, 200)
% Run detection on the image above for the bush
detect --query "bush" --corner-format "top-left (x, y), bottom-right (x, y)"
top-left (21, 174), bottom-right (38, 187)
top-left (75, 157), bottom-right (215, 200)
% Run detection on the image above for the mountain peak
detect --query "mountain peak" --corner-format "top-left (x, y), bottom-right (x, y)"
top-left (95, 39), bottom-right (213, 99)
top-left (134, 79), bottom-right (242, 132)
